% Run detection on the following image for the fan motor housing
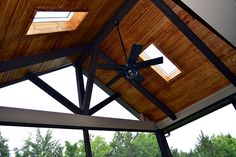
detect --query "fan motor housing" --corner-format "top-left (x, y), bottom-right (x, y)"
top-left (124, 64), bottom-right (138, 80)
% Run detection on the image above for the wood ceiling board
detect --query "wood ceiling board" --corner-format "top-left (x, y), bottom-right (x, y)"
top-left (0, 0), bottom-right (234, 122)
top-left (0, 0), bottom-right (126, 86)
top-left (0, 57), bottom-right (72, 85)
top-left (0, 0), bottom-right (124, 61)
top-left (166, 0), bottom-right (236, 73)
top-left (98, 0), bottom-right (235, 121)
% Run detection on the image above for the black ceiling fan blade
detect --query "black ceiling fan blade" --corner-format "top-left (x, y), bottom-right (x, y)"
top-left (97, 63), bottom-right (124, 70)
top-left (136, 57), bottom-right (163, 69)
top-left (128, 44), bottom-right (143, 64)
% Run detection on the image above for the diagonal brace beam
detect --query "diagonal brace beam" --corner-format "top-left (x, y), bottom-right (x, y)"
top-left (89, 92), bottom-right (121, 115)
top-left (152, 0), bottom-right (236, 87)
top-left (27, 73), bottom-right (82, 114)
top-left (83, 49), bottom-right (98, 115)
top-left (74, 62), bottom-right (85, 109)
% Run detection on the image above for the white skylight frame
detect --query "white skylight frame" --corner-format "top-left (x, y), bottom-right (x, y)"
top-left (140, 44), bottom-right (181, 81)
top-left (33, 11), bottom-right (75, 22)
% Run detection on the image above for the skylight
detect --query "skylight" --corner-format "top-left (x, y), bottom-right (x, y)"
top-left (140, 44), bottom-right (181, 81)
top-left (27, 11), bottom-right (88, 35)
top-left (33, 11), bottom-right (74, 22)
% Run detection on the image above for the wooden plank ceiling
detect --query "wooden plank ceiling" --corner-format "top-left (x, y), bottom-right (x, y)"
top-left (0, 0), bottom-right (235, 122)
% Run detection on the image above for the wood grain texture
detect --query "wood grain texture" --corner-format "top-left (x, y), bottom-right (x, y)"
top-left (98, 0), bottom-right (235, 121)
top-left (0, 0), bottom-right (235, 122)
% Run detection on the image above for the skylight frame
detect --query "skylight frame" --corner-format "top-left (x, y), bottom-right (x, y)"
top-left (33, 11), bottom-right (74, 22)
top-left (139, 44), bottom-right (181, 82)
top-left (26, 10), bottom-right (88, 35)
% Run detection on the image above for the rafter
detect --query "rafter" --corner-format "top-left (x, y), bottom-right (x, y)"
top-left (77, 0), bottom-right (138, 64)
top-left (152, 0), bottom-right (236, 87)
top-left (98, 50), bottom-right (177, 120)
top-left (0, 44), bottom-right (89, 73)
top-left (172, 0), bottom-right (235, 49)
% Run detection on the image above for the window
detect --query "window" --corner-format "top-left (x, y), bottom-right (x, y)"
top-left (33, 11), bottom-right (74, 22)
top-left (139, 44), bottom-right (181, 81)
top-left (27, 11), bottom-right (88, 35)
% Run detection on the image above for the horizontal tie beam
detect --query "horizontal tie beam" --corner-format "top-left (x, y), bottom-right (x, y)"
top-left (0, 107), bottom-right (157, 132)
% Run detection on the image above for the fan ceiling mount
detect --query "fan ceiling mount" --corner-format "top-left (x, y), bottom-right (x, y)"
top-left (98, 21), bottom-right (164, 80)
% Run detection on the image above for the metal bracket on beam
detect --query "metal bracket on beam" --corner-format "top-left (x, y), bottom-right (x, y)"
top-left (27, 73), bottom-right (82, 114)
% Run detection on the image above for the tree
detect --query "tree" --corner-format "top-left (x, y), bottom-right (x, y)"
top-left (0, 132), bottom-right (10, 157)
top-left (133, 133), bottom-right (161, 157)
top-left (64, 141), bottom-right (83, 157)
top-left (64, 136), bottom-right (110, 157)
top-left (194, 131), bottom-right (217, 156)
top-left (211, 134), bottom-right (236, 157)
top-left (108, 132), bottom-right (161, 157)
top-left (91, 136), bottom-right (110, 157)
top-left (14, 129), bottom-right (63, 157)
top-left (193, 131), bottom-right (236, 157)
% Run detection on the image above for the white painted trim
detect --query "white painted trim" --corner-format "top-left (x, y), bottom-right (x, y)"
top-left (157, 84), bottom-right (236, 129)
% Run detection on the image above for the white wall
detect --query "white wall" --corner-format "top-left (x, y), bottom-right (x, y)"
top-left (182, 0), bottom-right (236, 47)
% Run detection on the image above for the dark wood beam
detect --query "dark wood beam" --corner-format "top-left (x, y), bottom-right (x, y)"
top-left (0, 107), bottom-right (157, 132)
top-left (155, 129), bottom-right (173, 157)
top-left (130, 80), bottom-right (177, 120)
top-left (83, 129), bottom-right (92, 157)
top-left (77, 0), bottom-right (138, 65)
top-left (232, 98), bottom-right (236, 110)
top-left (27, 73), bottom-right (82, 114)
top-left (98, 50), bottom-right (177, 120)
top-left (172, 0), bottom-right (235, 49)
top-left (92, 0), bottom-right (138, 46)
top-left (0, 44), bottom-right (89, 73)
top-left (83, 49), bottom-right (98, 115)
top-left (152, 0), bottom-right (236, 87)
top-left (74, 62), bottom-right (85, 110)
top-left (106, 73), bottom-right (124, 87)
top-left (89, 92), bottom-right (121, 115)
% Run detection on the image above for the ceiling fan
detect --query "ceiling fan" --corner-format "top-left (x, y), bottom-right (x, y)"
top-left (98, 21), bottom-right (163, 80)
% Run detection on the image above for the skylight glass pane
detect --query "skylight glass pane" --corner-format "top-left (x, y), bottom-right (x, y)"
top-left (142, 44), bottom-right (178, 76)
top-left (33, 11), bottom-right (74, 22)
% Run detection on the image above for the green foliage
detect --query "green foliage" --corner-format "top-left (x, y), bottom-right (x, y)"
top-left (0, 132), bottom-right (10, 157)
top-left (91, 136), bottom-right (110, 157)
top-left (64, 136), bottom-right (110, 157)
top-left (108, 132), bottom-right (161, 157)
top-left (193, 132), bottom-right (236, 157)
top-left (65, 139), bottom-right (87, 157)
top-left (14, 129), bottom-right (63, 157)
top-left (12, 129), bottom-right (236, 157)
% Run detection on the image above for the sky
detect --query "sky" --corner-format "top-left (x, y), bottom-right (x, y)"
top-left (0, 66), bottom-right (235, 156)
